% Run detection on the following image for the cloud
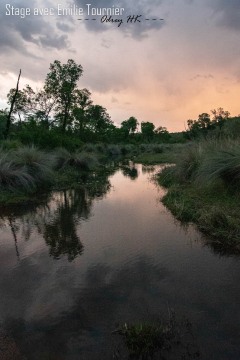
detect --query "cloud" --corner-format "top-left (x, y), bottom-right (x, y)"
top-left (190, 74), bottom-right (214, 81)
top-left (209, 0), bottom-right (240, 31)
top-left (74, 0), bottom-right (166, 39)
top-left (111, 97), bottom-right (118, 103)
top-left (56, 21), bottom-right (75, 32)
top-left (0, 0), bottom-right (71, 53)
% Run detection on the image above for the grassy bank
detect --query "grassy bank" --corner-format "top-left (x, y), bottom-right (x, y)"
top-left (158, 139), bottom-right (240, 255)
top-left (0, 145), bottom-right (102, 205)
top-left (0, 141), bottom-right (189, 205)
top-left (132, 143), bottom-right (187, 164)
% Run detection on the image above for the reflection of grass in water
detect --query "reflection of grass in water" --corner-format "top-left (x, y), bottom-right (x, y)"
top-left (142, 165), bottom-right (156, 174)
top-left (113, 311), bottom-right (201, 360)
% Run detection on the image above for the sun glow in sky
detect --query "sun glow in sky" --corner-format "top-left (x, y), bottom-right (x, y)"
top-left (0, 0), bottom-right (240, 132)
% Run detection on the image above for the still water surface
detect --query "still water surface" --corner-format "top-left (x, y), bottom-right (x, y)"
top-left (0, 164), bottom-right (239, 359)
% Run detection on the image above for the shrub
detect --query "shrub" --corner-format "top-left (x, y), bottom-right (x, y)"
top-left (95, 143), bottom-right (106, 153)
top-left (107, 144), bottom-right (122, 156)
top-left (120, 144), bottom-right (135, 155)
top-left (0, 139), bottom-right (22, 150)
top-left (82, 143), bottom-right (96, 153)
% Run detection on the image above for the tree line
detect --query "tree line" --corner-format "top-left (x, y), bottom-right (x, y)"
top-left (0, 59), bottom-right (171, 146)
top-left (1, 58), bottom-right (238, 147)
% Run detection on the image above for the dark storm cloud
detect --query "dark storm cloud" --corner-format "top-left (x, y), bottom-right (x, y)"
top-left (209, 0), bottom-right (240, 31)
top-left (74, 0), bottom-right (165, 39)
top-left (0, 0), bottom-right (70, 53)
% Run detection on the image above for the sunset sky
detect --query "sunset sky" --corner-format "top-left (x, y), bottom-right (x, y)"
top-left (0, 0), bottom-right (240, 132)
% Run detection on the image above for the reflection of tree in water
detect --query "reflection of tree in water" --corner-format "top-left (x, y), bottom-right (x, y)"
top-left (42, 189), bottom-right (88, 261)
top-left (121, 164), bottom-right (138, 180)
top-left (0, 168), bottom-right (114, 262)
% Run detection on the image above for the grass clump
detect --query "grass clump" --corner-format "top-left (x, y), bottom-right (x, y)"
top-left (0, 145), bottom-right (100, 204)
top-left (116, 322), bottom-right (168, 358)
top-left (12, 146), bottom-right (55, 185)
top-left (0, 153), bottom-right (34, 191)
top-left (196, 144), bottom-right (240, 186)
top-left (113, 311), bottom-right (200, 359)
top-left (54, 148), bottom-right (99, 171)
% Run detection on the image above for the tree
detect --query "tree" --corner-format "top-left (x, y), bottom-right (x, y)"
top-left (211, 108), bottom-right (230, 129)
top-left (44, 59), bottom-right (83, 133)
top-left (4, 69), bottom-right (21, 139)
top-left (121, 116), bottom-right (138, 136)
top-left (72, 88), bottom-right (92, 134)
top-left (198, 113), bottom-right (211, 129)
top-left (141, 121), bottom-right (155, 140)
top-left (86, 105), bottom-right (113, 134)
top-left (187, 113), bottom-right (211, 138)
top-left (0, 110), bottom-right (8, 139)
top-left (34, 89), bottom-right (57, 127)
top-left (7, 84), bottom-right (36, 123)
top-left (155, 126), bottom-right (170, 142)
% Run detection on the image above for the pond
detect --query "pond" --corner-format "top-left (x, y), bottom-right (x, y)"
top-left (0, 164), bottom-right (239, 359)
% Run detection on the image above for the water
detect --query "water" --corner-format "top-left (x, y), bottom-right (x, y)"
top-left (0, 164), bottom-right (239, 359)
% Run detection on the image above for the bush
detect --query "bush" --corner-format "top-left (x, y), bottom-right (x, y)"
top-left (15, 126), bottom-right (83, 151)
top-left (0, 139), bottom-right (22, 150)
top-left (107, 144), bottom-right (122, 156)
top-left (82, 143), bottom-right (96, 153)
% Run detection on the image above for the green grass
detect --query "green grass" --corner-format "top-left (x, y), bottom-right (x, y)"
top-left (133, 152), bottom-right (174, 164)
top-left (0, 152), bottom-right (35, 191)
top-left (158, 139), bottom-right (240, 255)
top-left (113, 311), bottom-right (200, 359)
top-left (12, 146), bottom-right (55, 185)
top-left (54, 148), bottom-right (99, 171)
top-left (133, 143), bottom-right (188, 165)
top-left (0, 146), bottom-right (101, 205)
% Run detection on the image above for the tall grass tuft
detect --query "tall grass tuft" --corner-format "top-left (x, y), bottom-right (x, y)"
top-left (69, 152), bottom-right (98, 170)
top-left (0, 153), bottom-right (35, 191)
top-left (54, 148), bottom-right (98, 171)
top-left (163, 139), bottom-right (240, 187)
top-left (196, 143), bottom-right (240, 186)
top-left (12, 146), bottom-right (55, 185)
top-left (172, 143), bottom-right (204, 182)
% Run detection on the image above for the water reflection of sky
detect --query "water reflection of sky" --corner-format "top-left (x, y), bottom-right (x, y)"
top-left (0, 165), bottom-right (239, 359)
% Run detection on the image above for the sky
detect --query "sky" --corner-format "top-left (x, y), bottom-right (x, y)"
top-left (0, 0), bottom-right (240, 132)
